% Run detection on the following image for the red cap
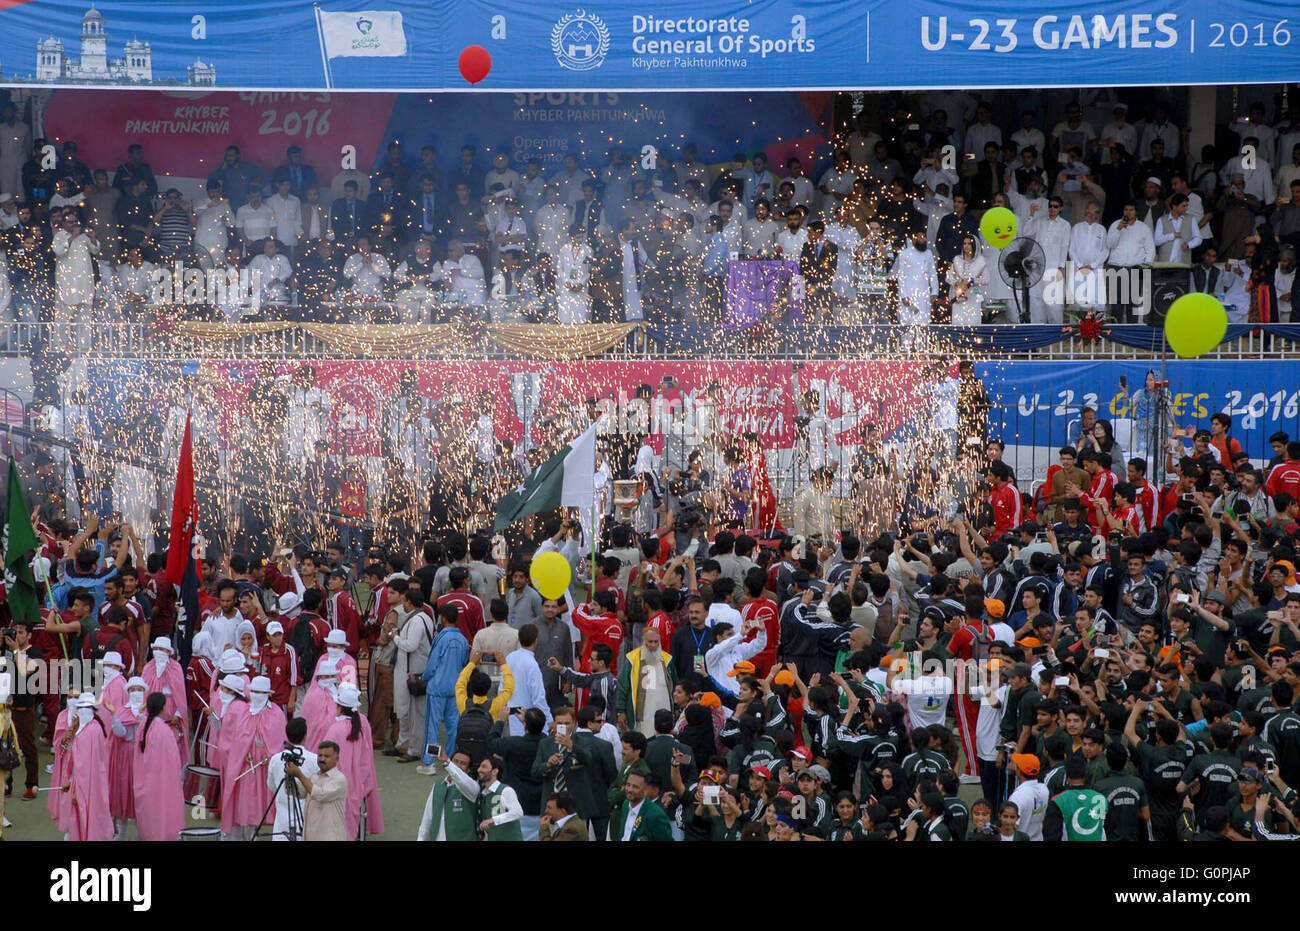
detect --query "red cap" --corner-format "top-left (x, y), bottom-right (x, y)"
top-left (751, 765), bottom-right (772, 780)
top-left (789, 746), bottom-right (812, 761)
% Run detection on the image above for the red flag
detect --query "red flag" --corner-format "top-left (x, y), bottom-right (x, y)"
top-left (165, 412), bottom-right (196, 586)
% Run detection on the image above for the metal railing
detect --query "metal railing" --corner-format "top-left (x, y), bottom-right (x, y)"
top-left (0, 320), bottom-right (1293, 361)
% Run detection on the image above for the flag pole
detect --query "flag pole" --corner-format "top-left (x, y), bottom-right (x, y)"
top-left (313, 4), bottom-right (334, 90)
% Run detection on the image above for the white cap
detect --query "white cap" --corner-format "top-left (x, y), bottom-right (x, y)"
top-left (324, 629), bottom-right (348, 647)
top-left (265, 621), bottom-right (284, 636)
top-left (250, 675), bottom-right (271, 694)
top-left (75, 693), bottom-right (98, 709)
top-left (0, 192), bottom-right (12, 202)
top-left (1145, 176), bottom-right (1162, 187)
top-left (152, 637), bottom-right (174, 654)
top-left (219, 650), bottom-right (246, 673)
top-left (126, 676), bottom-right (147, 691)
top-left (315, 659), bottom-right (338, 678)
top-left (220, 674), bottom-right (245, 693)
top-left (278, 591), bottom-right (302, 616)
top-left (102, 651), bottom-right (125, 669)
top-left (335, 684), bottom-right (362, 709)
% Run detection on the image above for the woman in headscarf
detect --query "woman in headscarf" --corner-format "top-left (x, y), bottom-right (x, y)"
top-left (63, 694), bottom-right (113, 841)
top-left (218, 675), bottom-right (286, 841)
top-left (103, 675), bottom-right (147, 839)
top-left (321, 684), bottom-right (384, 840)
top-left (300, 658), bottom-right (340, 751)
top-left (677, 702), bottom-right (719, 772)
top-left (46, 687), bottom-right (79, 834)
top-left (235, 618), bottom-right (261, 672)
top-left (141, 635), bottom-right (189, 751)
top-left (134, 692), bottom-right (185, 841)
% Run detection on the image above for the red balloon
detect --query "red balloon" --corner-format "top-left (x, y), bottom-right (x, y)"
top-left (459, 45), bottom-right (491, 84)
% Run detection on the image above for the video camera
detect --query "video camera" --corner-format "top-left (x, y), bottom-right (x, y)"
top-left (281, 743), bottom-right (305, 767)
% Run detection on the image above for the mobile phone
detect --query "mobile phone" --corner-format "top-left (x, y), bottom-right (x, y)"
top-left (1093, 648), bottom-right (1110, 659)
top-left (425, 743), bottom-right (442, 759)
top-left (1054, 676), bottom-right (1070, 687)
top-left (1180, 493), bottom-right (1196, 503)
top-left (1035, 532), bottom-right (1048, 542)
top-left (556, 724), bottom-right (568, 737)
top-left (1176, 594), bottom-right (1190, 604)
top-left (702, 785), bottom-right (722, 805)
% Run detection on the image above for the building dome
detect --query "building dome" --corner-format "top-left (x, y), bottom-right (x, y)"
top-left (82, 6), bottom-right (104, 23)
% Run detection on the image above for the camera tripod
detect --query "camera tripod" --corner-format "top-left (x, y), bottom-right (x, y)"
top-left (253, 751), bottom-right (306, 841)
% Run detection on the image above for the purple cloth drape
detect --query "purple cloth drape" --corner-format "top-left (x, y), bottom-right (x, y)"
top-left (724, 259), bottom-right (804, 329)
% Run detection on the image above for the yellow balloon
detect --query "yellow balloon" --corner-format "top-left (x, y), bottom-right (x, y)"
top-left (979, 206), bottom-right (1017, 250)
top-left (529, 551), bottom-right (572, 600)
top-left (1163, 292), bottom-right (1228, 359)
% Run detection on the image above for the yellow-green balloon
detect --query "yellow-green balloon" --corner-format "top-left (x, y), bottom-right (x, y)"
top-left (529, 551), bottom-right (572, 599)
top-left (1163, 292), bottom-right (1228, 359)
top-left (979, 206), bottom-right (1017, 250)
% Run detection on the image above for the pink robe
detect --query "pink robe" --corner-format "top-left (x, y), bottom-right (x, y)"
top-left (299, 683), bottom-right (337, 751)
top-left (314, 652), bottom-right (358, 687)
top-left (47, 708), bottom-right (73, 831)
top-left (67, 718), bottom-right (114, 841)
top-left (133, 716), bottom-right (186, 841)
top-left (322, 715), bottom-right (385, 839)
top-left (108, 704), bottom-right (140, 820)
top-left (97, 674), bottom-right (128, 729)
top-left (209, 672), bottom-right (251, 711)
top-left (142, 656), bottom-right (191, 751)
top-left (218, 701), bottom-right (287, 833)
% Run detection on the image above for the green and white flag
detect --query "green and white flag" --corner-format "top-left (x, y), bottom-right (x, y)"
top-left (493, 425), bottom-right (596, 532)
top-left (318, 9), bottom-right (408, 58)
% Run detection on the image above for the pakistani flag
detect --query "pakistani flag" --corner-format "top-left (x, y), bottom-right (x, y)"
top-left (3, 459), bottom-right (40, 624)
top-left (494, 425), bottom-right (596, 533)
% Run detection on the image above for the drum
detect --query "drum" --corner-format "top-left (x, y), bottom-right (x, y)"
top-left (178, 827), bottom-right (223, 840)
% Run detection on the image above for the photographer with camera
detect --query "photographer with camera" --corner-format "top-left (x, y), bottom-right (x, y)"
top-left (265, 717), bottom-right (319, 841)
top-left (285, 738), bottom-right (347, 841)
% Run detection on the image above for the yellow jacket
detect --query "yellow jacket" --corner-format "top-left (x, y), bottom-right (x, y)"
top-left (455, 661), bottom-right (515, 717)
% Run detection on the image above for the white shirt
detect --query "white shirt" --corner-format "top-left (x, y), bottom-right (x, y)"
top-left (776, 226), bottom-right (808, 256)
top-left (1138, 120), bottom-right (1180, 160)
top-left (704, 602), bottom-right (742, 630)
top-left (1028, 214), bottom-right (1071, 270)
top-left (116, 260), bottom-right (157, 299)
top-left (249, 253), bottom-right (293, 301)
top-left (1069, 221), bottom-right (1108, 268)
top-left (974, 684), bottom-right (1009, 761)
top-left (892, 673), bottom-right (953, 729)
top-left (621, 799), bottom-right (645, 840)
top-left (533, 204), bottom-right (569, 257)
top-left (1008, 779), bottom-right (1050, 841)
top-left (342, 251), bottom-right (391, 296)
top-left (444, 254), bottom-right (486, 304)
top-left (494, 214), bottom-right (528, 253)
top-left (265, 744), bottom-right (319, 840)
top-left (481, 779), bottom-right (524, 829)
top-left (742, 217), bottom-right (780, 253)
top-left (1153, 213), bottom-right (1203, 263)
top-left (195, 197), bottom-right (234, 255)
top-left (965, 122), bottom-right (1003, 159)
top-left (1220, 156), bottom-right (1275, 203)
top-left (1105, 219), bottom-right (1155, 266)
top-left (417, 762), bottom-right (481, 840)
top-left (1097, 121), bottom-right (1138, 164)
top-left (235, 202), bottom-right (276, 243)
top-left (267, 193), bottom-right (303, 245)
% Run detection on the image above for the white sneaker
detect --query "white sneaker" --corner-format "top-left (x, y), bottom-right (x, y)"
top-left (959, 774), bottom-right (982, 785)
top-left (415, 764), bottom-right (438, 776)
top-left (2, 816), bottom-right (10, 828)
top-left (44, 763), bottom-right (54, 775)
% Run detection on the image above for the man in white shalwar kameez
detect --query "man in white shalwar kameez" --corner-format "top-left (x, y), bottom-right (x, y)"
top-left (555, 224), bottom-right (593, 324)
top-left (889, 231), bottom-right (939, 326)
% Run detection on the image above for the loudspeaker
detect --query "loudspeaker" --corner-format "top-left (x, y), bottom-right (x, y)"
top-left (1148, 267), bottom-right (1188, 326)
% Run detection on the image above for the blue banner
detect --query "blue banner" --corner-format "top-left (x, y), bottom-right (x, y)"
top-left (1, 0), bottom-right (1296, 91)
top-left (977, 360), bottom-right (1300, 474)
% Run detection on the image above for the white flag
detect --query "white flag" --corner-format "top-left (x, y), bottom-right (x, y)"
top-left (319, 10), bottom-right (407, 58)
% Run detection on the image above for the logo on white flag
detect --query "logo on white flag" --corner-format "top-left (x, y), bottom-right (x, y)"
top-left (320, 10), bottom-right (407, 58)
top-left (552, 10), bottom-right (610, 71)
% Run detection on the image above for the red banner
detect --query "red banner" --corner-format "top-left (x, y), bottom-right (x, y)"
top-left (197, 359), bottom-right (935, 462)
top-left (43, 90), bottom-right (397, 184)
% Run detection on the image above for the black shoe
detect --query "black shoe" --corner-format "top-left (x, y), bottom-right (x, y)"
top-left (381, 747), bottom-right (401, 757)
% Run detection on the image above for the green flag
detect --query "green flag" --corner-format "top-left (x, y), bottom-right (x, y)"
top-left (4, 458), bottom-right (40, 624)
top-left (493, 425), bottom-right (596, 532)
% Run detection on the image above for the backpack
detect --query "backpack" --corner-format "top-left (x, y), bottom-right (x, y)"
top-left (968, 619), bottom-right (995, 665)
top-left (456, 703), bottom-right (494, 766)
top-left (287, 615), bottom-right (321, 683)
top-left (89, 632), bottom-right (126, 664)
